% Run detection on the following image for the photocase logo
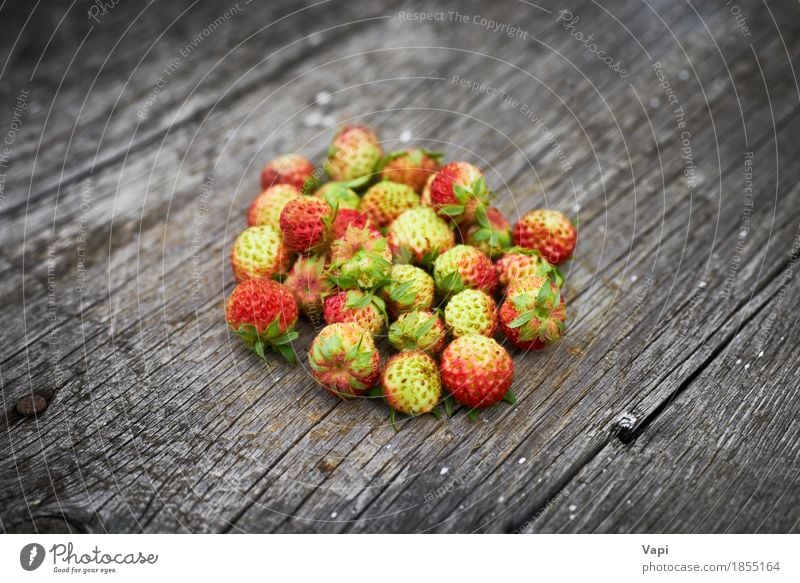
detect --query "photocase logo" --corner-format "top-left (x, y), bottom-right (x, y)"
top-left (20, 543), bottom-right (46, 571)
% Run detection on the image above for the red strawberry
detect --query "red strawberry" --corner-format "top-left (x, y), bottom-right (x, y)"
top-left (433, 244), bottom-right (497, 296)
top-left (464, 206), bottom-right (512, 259)
top-left (309, 323), bottom-right (381, 398)
top-left (325, 125), bottom-right (383, 182)
top-left (330, 208), bottom-right (376, 240)
top-left (360, 181), bottom-right (420, 230)
top-left (378, 148), bottom-right (442, 193)
top-left (260, 154), bottom-right (315, 191)
top-left (512, 209), bottom-right (576, 265)
top-left (231, 225), bottom-right (293, 282)
top-left (247, 184), bottom-right (302, 228)
top-left (225, 279), bottom-right (299, 363)
top-left (440, 334), bottom-right (514, 409)
top-left (429, 161), bottom-right (489, 223)
top-left (499, 275), bottom-right (566, 350)
top-left (328, 224), bottom-right (392, 289)
top-left (495, 247), bottom-right (563, 288)
top-left (323, 290), bottom-right (386, 336)
top-left (283, 256), bottom-right (334, 319)
top-left (382, 351), bottom-right (442, 415)
top-left (279, 196), bottom-right (333, 254)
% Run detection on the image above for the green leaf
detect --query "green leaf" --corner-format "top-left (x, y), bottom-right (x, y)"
top-left (471, 176), bottom-right (487, 196)
top-left (467, 409), bottom-right (480, 422)
top-left (508, 311), bottom-right (535, 329)
top-left (389, 280), bottom-right (416, 302)
top-left (271, 330), bottom-right (299, 345)
top-left (475, 204), bottom-right (490, 228)
top-left (429, 408), bottom-right (441, 420)
top-left (452, 184), bottom-right (470, 204)
top-left (341, 175), bottom-right (372, 189)
top-left (438, 204), bottom-right (465, 217)
top-left (367, 386), bottom-right (384, 398)
top-left (472, 227), bottom-right (492, 242)
top-left (422, 149), bottom-right (445, 161)
top-left (346, 291), bottom-right (372, 309)
top-left (275, 343), bottom-right (298, 365)
top-left (443, 395), bottom-right (454, 417)
top-left (503, 388), bottom-right (517, 405)
top-left (390, 409), bottom-right (399, 432)
top-left (536, 281), bottom-right (554, 308)
top-left (438, 271), bottom-right (464, 294)
top-left (415, 313), bottom-right (438, 338)
top-left (253, 339), bottom-right (266, 360)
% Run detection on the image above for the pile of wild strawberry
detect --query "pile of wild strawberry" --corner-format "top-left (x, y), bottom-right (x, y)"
top-left (225, 125), bottom-right (577, 423)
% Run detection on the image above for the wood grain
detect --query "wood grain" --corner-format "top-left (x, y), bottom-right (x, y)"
top-left (1, 0), bottom-right (798, 533)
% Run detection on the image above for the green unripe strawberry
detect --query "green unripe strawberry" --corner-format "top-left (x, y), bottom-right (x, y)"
top-left (388, 310), bottom-right (447, 354)
top-left (231, 225), bottom-right (293, 282)
top-left (433, 245), bottom-right (497, 296)
top-left (444, 289), bottom-right (498, 338)
top-left (382, 351), bottom-right (442, 415)
top-left (324, 125), bottom-right (383, 182)
top-left (387, 206), bottom-right (455, 266)
top-left (328, 225), bottom-right (392, 290)
top-left (309, 323), bottom-right (380, 398)
top-left (360, 181), bottom-right (420, 230)
top-left (381, 264), bottom-right (434, 317)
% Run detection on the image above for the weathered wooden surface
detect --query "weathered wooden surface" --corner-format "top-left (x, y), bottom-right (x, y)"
top-left (0, 0), bottom-right (798, 533)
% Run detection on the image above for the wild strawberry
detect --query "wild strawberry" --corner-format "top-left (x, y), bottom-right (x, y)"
top-left (309, 322), bottom-right (380, 398)
top-left (429, 161), bottom-right (489, 223)
top-left (231, 225), bottom-right (293, 282)
top-left (225, 279), bottom-right (299, 363)
top-left (443, 289), bottom-right (497, 338)
top-left (382, 351), bottom-right (442, 415)
top-left (330, 208), bottom-right (376, 240)
top-left (495, 247), bottom-right (564, 288)
top-left (325, 125), bottom-right (383, 182)
top-left (260, 154), bottom-right (315, 191)
top-left (323, 290), bottom-right (386, 336)
top-left (381, 264), bottom-right (434, 317)
top-left (387, 206), bottom-right (455, 266)
top-left (279, 196), bottom-right (334, 254)
top-left (360, 181), bottom-right (420, 230)
top-left (441, 334), bottom-right (514, 409)
top-left (433, 244), bottom-right (497, 296)
top-left (314, 182), bottom-right (360, 210)
top-left (283, 255), bottom-right (334, 319)
top-left (420, 173), bottom-right (435, 206)
top-left (328, 224), bottom-right (392, 290)
top-left (512, 209), bottom-right (576, 265)
top-left (499, 275), bottom-right (566, 350)
top-left (378, 148), bottom-right (442, 192)
top-left (464, 206), bottom-right (512, 259)
top-left (388, 310), bottom-right (447, 354)
top-left (247, 184), bottom-right (302, 229)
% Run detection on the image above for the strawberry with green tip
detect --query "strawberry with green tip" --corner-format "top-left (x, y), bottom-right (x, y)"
top-left (388, 310), bottom-right (447, 354)
top-left (260, 154), bottom-right (315, 191)
top-left (387, 206), bottom-right (455, 266)
top-left (279, 196), bottom-right (334, 254)
top-left (283, 255), bottom-right (334, 318)
top-left (323, 290), bottom-right (386, 336)
top-left (324, 125), bottom-right (383, 182)
top-left (360, 181), bottom-right (420, 230)
top-left (512, 209), bottom-right (577, 265)
top-left (328, 224), bottom-right (393, 290)
top-left (433, 244), bottom-right (497, 296)
top-left (247, 184), bottom-right (302, 229)
top-left (499, 275), bottom-right (566, 350)
top-left (231, 225), bottom-right (293, 282)
top-left (382, 351), bottom-right (442, 415)
top-left (429, 161), bottom-right (490, 224)
top-left (225, 279), bottom-right (299, 363)
top-left (309, 323), bottom-right (381, 397)
top-left (465, 206), bottom-right (512, 259)
top-left (378, 148), bottom-right (443, 192)
top-left (495, 247), bottom-right (564, 288)
top-left (440, 334), bottom-right (514, 409)
top-left (443, 289), bottom-right (498, 338)
top-left (381, 264), bottom-right (434, 317)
